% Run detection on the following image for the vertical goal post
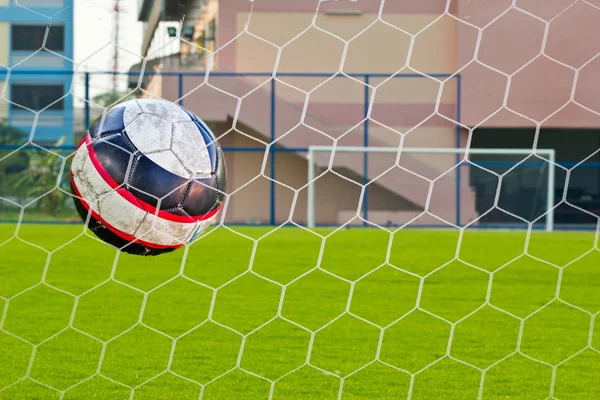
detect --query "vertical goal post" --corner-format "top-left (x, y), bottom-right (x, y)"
top-left (306, 146), bottom-right (556, 232)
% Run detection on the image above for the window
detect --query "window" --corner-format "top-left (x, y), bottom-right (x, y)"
top-left (11, 84), bottom-right (64, 111)
top-left (11, 25), bottom-right (65, 52)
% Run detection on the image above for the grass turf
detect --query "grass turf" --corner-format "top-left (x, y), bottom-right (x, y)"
top-left (0, 224), bottom-right (599, 399)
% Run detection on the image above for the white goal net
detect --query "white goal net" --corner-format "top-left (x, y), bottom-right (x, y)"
top-left (0, 0), bottom-right (599, 399)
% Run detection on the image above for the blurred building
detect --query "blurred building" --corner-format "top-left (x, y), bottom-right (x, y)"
top-left (0, 0), bottom-right (74, 144)
top-left (136, 0), bottom-right (600, 226)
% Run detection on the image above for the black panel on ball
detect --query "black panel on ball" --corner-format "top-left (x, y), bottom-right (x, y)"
top-left (99, 106), bottom-right (126, 135)
top-left (127, 155), bottom-right (189, 210)
top-left (182, 148), bottom-right (227, 217)
top-left (181, 177), bottom-right (220, 216)
top-left (89, 106), bottom-right (126, 138)
top-left (92, 134), bottom-right (136, 186)
top-left (88, 117), bottom-right (102, 138)
top-left (214, 147), bottom-right (227, 197)
top-left (70, 181), bottom-right (175, 256)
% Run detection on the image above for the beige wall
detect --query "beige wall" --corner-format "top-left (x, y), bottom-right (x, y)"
top-left (0, 85), bottom-right (6, 120)
top-left (229, 10), bottom-right (460, 186)
top-left (0, 23), bottom-right (8, 67)
top-left (141, 66), bottom-right (163, 99)
top-left (223, 3), bottom-right (600, 128)
top-left (0, 0), bottom-right (7, 7)
top-left (237, 13), bottom-right (457, 73)
top-left (236, 12), bottom-right (458, 102)
top-left (235, 75), bottom-right (456, 105)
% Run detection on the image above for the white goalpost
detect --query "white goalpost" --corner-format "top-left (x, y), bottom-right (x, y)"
top-left (306, 146), bottom-right (556, 232)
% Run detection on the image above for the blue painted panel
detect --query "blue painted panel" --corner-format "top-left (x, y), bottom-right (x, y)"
top-left (0, 4), bottom-right (72, 22)
top-left (11, 51), bottom-right (70, 70)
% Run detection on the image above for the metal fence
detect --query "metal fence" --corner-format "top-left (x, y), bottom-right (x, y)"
top-left (0, 71), bottom-right (599, 229)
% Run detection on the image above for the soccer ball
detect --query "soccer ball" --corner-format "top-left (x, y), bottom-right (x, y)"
top-left (70, 99), bottom-right (227, 256)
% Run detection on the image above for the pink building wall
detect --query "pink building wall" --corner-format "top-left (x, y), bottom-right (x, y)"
top-left (455, 0), bottom-right (600, 127)
top-left (145, 0), bottom-right (600, 225)
top-left (210, 0), bottom-right (600, 129)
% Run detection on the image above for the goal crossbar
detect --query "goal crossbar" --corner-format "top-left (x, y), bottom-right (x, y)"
top-left (306, 146), bottom-right (556, 231)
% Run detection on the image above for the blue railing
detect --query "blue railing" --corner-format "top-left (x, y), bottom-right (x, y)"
top-left (79, 71), bottom-right (462, 227)
top-left (1, 70), bottom-right (599, 228)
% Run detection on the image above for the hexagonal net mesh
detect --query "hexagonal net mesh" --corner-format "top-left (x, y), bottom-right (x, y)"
top-left (0, 0), bottom-right (600, 399)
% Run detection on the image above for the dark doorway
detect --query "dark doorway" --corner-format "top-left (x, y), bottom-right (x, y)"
top-left (469, 128), bottom-right (600, 225)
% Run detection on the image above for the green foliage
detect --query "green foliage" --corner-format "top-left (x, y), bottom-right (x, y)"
top-left (0, 126), bottom-right (70, 216)
top-left (0, 119), bottom-right (29, 175)
top-left (8, 147), bottom-right (69, 215)
top-left (0, 118), bottom-right (26, 146)
top-left (0, 120), bottom-right (29, 211)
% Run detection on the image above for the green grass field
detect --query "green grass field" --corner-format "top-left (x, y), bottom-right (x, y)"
top-left (0, 224), bottom-right (599, 399)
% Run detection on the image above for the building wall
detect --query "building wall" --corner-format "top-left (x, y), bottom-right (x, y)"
top-left (234, 12), bottom-right (458, 75)
top-left (232, 11), bottom-right (458, 104)
top-left (455, 0), bottom-right (600, 128)
top-left (148, 0), bottom-right (600, 134)
top-left (216, 0), bottom-right (600, 130)
top-left (151, 0), bottom-right (600, 225)
top-left (0, 22), bottom-right (8, 66)
top-left (228, 7), bottom-right (460, 175)
top-left (149, 0), bottom-right (476, 225)
top-left (0, 1), bottom-right (74, 144)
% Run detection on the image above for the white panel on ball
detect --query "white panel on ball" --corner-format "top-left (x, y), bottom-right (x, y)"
top-left (121, 99), bottom-right (212, 179)
top-left (71, 145), bottom-right (198, 247)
